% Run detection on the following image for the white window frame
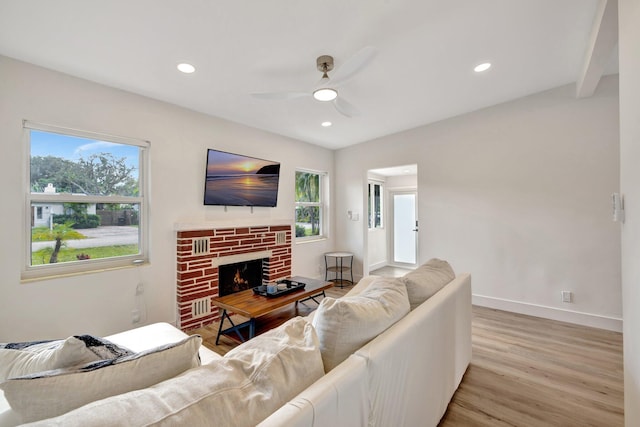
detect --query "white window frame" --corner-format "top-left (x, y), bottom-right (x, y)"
top-left (294, 168), bottom-right (327, 242)
top-left (368, 180), bottom-right (384, 229)
top-left (22, 121), bottom-right (150, 281)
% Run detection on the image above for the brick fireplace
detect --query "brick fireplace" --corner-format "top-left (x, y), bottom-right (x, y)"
top-left (176, 224), bottom-right (292, 331)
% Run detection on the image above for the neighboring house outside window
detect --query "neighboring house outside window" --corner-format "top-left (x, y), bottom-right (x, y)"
top-left (23, 121), bottom-right (149, 280)
top-left (295, 169), bottom-right (327, 240)
top-left (368, 181), bottom-right (383, 229)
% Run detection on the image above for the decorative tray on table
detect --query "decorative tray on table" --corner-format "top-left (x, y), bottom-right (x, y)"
top-left (253, 279), bottom-right (306, 297)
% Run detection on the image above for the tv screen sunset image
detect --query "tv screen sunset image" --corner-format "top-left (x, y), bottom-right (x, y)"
top-left (204, 149), bottom-right (280, 207)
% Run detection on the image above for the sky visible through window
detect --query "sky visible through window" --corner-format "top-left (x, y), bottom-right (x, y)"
top-left (31, 130), bottom-right (139, 176)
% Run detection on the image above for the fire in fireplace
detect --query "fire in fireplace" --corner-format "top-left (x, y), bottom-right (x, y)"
top-left (218, 259), bottom-right (264, 296)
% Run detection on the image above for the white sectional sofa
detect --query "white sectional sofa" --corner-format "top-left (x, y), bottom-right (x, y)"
top-left (259, 271), bottom-right (472, 427)
top-left (0, 260), bottom-right (471, 427)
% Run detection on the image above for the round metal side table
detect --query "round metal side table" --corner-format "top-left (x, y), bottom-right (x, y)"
top-left (324, 252), bottom-right (354, 288)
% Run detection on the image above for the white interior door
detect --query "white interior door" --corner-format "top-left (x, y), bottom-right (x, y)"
top-left (392, 192), bottom-right (417, 265)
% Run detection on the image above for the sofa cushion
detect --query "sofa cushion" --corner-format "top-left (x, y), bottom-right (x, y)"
top-left (312, 276), bottom-right (410, 371)
top-left (400, 258), bottom-right (455, 310)
top-left (0, 335), bottom-right (132, 382)
top-left (223, 316), bottom-right (325, 417)
top-left (305, 275), bottom-right (381, 324)
top-left (0, 334), bottom-right (201, 423)
top-left (106, 321), bottom-right (222, 365)
top-left (22, 317), bottom-right (324, 427)
top-left (343, 275), bottom-right (380, 298)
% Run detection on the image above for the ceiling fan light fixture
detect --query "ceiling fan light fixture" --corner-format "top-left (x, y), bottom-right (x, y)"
top-left (313, 87), bottom-right (338, 102)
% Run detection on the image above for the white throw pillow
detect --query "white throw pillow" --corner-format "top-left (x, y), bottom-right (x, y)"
top-left (0, 334), bottom-right (202, 423)
top-left (23, 317), bottom-right (325, 427)
top-left (312, 276), bottom-right (410, 371)
top-left (400, 258), bottom-right (455, 310)
top-left (305, 275), bottom-right (379, 323)
top-left (343, 275), bottom-right (380, 298)
top-left (0, 335), bottom-right (132, 381)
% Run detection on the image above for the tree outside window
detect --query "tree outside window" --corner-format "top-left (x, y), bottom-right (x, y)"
top-left (295, 170), bottom-right (325, 239)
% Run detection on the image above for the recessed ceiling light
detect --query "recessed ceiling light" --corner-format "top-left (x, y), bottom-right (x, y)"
top-left (177, 63), bottom-right (196, 74)
top-left (474, 62), bottom-right (491, 73)
top-left (321, 121), bottom-right (332, 127)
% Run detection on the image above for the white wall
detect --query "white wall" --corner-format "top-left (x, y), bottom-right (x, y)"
top-left (367, 227), bottom-right (387, 271)
top-left (0, 56), bottom-right (334, 341)
top-left (618, 0), bottom-right (639, 425)
top-left (335, 75), bottom-right (621, 331)
top-left (386, 174), bottom-right (417, 190)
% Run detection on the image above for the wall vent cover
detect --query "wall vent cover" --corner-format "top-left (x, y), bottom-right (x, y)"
top-left (192, 238), bottom-right (210, 255)
top-left (191, 297), bottom-right (211, 319)
top-left (275, 231), bottom-right (286, 245)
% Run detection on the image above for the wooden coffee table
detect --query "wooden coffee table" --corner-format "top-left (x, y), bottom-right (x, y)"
top-left (211, 276), bottom-right (333, 344)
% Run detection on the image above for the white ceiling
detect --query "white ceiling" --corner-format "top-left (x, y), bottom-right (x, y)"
top-left (370, 165), bottom-right (418, 177)
top-left (0, 0), bottom-right (618, 150)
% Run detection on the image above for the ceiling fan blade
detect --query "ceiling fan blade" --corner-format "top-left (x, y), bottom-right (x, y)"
top-left (251, 91), bottom-right (309, 100)
top-left (333, 97), bottom-right (360, 118)
top-left (330, 46), bottom-right (377, 87)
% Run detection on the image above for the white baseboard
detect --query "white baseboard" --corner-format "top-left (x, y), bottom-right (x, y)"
top-left (368, 261), bottom-right (387, 271)
top-left (472, 294), bottom-right (622, 332)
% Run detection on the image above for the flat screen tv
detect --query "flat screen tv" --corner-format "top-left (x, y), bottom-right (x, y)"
top-left (204, 149), bottom-right (280, 207)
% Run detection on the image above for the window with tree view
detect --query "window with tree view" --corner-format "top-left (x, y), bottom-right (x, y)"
top-left (368, 182), bottom-right (383, 229)
top-left (24, 122), bottom-right (149, 279)
top-left (295, 170), bottom-right (325, 240)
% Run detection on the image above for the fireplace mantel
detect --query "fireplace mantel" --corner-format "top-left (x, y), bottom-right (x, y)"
top-left (174, 218), bottom-right (293, 232)
top-left (212, 250), bottom-right (272, 267)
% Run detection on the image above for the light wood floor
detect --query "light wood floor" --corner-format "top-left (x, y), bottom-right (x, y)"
top-left (440, 306), bottom-right (624, 427)
top-left (191, 288), bottom-right (624, 426)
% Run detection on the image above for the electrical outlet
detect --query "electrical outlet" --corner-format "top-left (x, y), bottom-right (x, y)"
top-left (136, 282), bottom-right (144, 295)
top-left (132, 309), bottom-right (140, 323)
top-left (561, 291), bottom-right (573, 303)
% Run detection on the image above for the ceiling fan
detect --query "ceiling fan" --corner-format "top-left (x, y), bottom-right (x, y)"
top-left (251, 46), bottom-right (377, 118)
